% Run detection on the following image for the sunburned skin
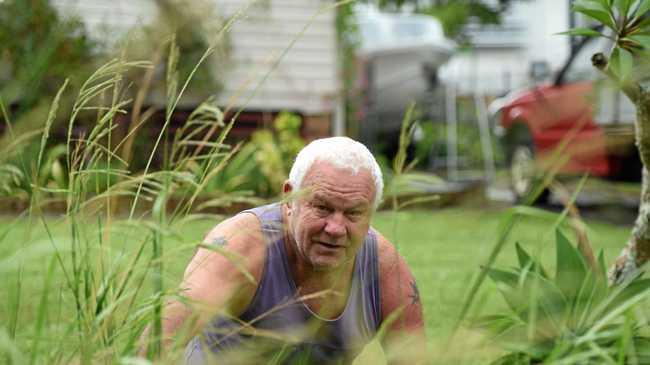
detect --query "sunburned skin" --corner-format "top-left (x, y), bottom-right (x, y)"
top-left (285, 160), bottom-right (375, 272)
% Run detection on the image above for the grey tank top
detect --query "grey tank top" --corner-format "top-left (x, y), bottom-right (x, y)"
top-left (184, 203), bottom-right (382, 364)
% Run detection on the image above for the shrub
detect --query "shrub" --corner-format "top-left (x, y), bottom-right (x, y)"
top-left (477, 229), bottom-right (650, 364)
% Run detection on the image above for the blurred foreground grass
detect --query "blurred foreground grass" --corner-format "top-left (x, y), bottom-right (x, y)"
top-left (0, 205), bottom-right (631, 363)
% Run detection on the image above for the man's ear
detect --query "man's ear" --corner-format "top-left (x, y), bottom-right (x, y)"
top-left (282, 181), bottom-right (294, 210)
top-left (282, 181), bottom-right (293, 195)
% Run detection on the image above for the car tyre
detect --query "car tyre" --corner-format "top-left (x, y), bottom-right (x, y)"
top-left (506, 124), bottom-right (549, 205)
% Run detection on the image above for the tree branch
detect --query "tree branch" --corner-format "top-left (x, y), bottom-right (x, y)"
top-left (606, 71), bottom-right (650, 285)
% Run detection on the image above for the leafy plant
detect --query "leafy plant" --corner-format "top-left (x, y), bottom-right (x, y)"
top-left (424, 119), bottom-right (504, 171)
top-left (559, 0), bottom-right (650, 283)
top-left (0, 0), bottom-right (96, 113)
top-left (123, 0), bottom-right (230, 96)
top-left (477, 229), bottom-right (650, 364)
top-left (247, 111), bottom-right (305, 196)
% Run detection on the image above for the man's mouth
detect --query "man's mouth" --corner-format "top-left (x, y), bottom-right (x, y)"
top-left (315, 241), bottom-right (343, 249)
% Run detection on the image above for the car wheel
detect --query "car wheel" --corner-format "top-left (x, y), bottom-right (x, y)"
top-left (510, 144), bottom-right (535, 198)
top-left (506, 125), bottom-right (548, 204)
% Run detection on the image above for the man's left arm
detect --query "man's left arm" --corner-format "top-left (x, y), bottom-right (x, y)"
top-left (376, 234), bottom-right (426, 364)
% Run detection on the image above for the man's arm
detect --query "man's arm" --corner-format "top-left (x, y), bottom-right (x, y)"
top-left (376, 233), bottom-right (426, 364)
top-left (139, 212), bottom-right (266, 357)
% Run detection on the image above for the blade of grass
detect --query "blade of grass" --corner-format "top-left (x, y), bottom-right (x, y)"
top-left (29, 254), bottom-right (57, 365)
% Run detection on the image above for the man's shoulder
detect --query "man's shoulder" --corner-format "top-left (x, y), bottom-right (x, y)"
top-left (372, 230), bottom-right (420, 313)
top-left (371, 230), bottom-right (403, 271)
top-left (369, 232), bottom-right (426, 362)
top-left (206, 210), bottom-right (265, 246)
top-left (179, 210), bottom-right (270, 317)
top-left (188, 210), bottom-right (269, 282)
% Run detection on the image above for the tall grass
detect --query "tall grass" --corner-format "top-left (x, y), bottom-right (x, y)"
top-left (0, 45), bottom-right (241, 365)
top-left (3, 1), bottom-right (644, 364)
top-left (0, 1), bottom-right (375, 364)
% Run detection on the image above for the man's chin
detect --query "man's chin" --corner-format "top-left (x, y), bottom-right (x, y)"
top-left (309, 257), bottom-right (344, 271)
top-left (308, 254), bottom-right (356, 272)
top-left (310, 261), bottom-right (341, 272)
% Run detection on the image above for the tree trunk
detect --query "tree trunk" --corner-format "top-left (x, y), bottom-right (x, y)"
top-left (609, 88), bottom-right (650, 284)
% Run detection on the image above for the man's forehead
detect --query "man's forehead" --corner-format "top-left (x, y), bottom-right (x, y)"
top-left (298, 160), bottom-right (376, 203)
top-left (310, 191), bottom-right (371, 207)
top-left (304, 160), bottom-right (372, 181)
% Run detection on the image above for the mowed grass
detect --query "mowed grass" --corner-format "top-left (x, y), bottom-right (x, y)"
top-left (373, 206), bottom-right (631, 363)
top-left (0, 205), bottom-right (632, 363)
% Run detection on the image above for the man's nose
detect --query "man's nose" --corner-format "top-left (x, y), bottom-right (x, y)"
top-left (324, 212), bottom-right (346, 237)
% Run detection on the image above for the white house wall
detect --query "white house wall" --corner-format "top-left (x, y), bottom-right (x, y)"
top-left (51, 0), bottom-right (339, 115)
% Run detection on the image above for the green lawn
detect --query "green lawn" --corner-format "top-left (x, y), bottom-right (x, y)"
top-left (373, 206), bottom-right (631, 363)
top-left (0, 206), bottom-right (633, 363)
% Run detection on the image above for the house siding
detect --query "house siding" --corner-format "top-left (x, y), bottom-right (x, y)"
top-left (51, 0), bottom-right (339, 116)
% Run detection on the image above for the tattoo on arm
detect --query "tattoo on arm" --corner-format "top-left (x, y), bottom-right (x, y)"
top-left (210, 236), bottom-right (228, 247)
top-left (408, 280), bottom-right (420, 305)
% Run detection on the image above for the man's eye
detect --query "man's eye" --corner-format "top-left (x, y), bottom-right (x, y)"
top-left (314, 204), bottom-right (330, 213)
top-left (347, 210), bottom-right (361, 217)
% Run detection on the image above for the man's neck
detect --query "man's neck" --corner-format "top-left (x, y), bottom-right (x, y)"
top-left (293, 255), bottom-right (354, 292)
top-left (285, 241), bottom-right (355, 318)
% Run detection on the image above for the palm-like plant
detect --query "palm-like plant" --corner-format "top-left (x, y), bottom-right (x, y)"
top-left (478, 229), bottom-right (650, 364)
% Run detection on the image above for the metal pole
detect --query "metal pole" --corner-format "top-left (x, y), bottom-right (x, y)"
top-left (446, 82), bottom-right (458, 181)
top-left (333, 95), bottom-right (345, 136)
top-left (475, 93), bottom-right (496, 182)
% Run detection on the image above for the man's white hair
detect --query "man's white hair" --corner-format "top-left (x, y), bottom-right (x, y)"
top-left (288, 137), bottom-right (383, 209)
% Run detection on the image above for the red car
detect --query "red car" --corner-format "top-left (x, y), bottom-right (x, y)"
top-left (490, 41), bottom-right (640, 202)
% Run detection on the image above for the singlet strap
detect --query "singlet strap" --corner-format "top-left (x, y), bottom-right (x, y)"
top-left (359, 229), bottom-right (382, 332)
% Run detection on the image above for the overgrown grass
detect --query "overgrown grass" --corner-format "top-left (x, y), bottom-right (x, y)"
top-left (0, 1), bottom-right (645, 364)
top-left (0, 206), bottom-right (631, 363)
top-left (0, 2), bottom-right (379, 363)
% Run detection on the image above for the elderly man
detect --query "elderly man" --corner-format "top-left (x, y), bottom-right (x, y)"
top-left (153, 137), bottom-right (424, 364)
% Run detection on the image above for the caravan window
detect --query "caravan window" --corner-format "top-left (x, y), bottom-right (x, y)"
top-left (393, 20), bottom-right (427, 39)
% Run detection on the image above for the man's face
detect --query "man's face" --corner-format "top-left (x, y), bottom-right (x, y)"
top-left (287, 161), bottom-right (375, 271)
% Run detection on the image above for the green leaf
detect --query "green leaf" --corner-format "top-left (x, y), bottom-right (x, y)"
top-left (557, 27), bottom-right (605, 37)
top-left (473, 314), bottom-right (520, 335)
top-left (515, 242), bottom-right (548, 278)
top-left (555, 229), bottom-right (588, 302)
top-left (635, 0), bottom-right (650, 18)
top-left (486, 267), bottom-right (530, 318)
top-left (615, 0), bottom-right (633, 17)
top-left (629, 34), bottom-right (650, 49)
top-left (489, 352), bottom-right (531, 365)
top-left (486, 267), bottom-right (520, 288)
top-left (633, 337), bottom-right (650, 363)
top-left (515, 242), bottom-right (533, 269)
top-left (605, 278), bottom-right (650, 314)
top-left (597, 249), bottom-right (608, 282)
top-left (577, 7), bottom-right (617, 29)
top-left (573, 1), bottom-right (617, 29)
top-left (571, 267), bottom-right (602, 329)
top-left (575, 0), bottom-right (613, 11)
top-left (524, 271), bottom-right (567, 338)
top-left (593, 249), bottom-right (610, 305)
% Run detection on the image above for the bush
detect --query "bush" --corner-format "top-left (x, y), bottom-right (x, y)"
top-left (477, 229), bottom-right (650, 364)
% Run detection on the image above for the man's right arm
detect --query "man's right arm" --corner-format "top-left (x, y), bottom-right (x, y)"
top-left (140, 212), bottom-right (266, 357)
